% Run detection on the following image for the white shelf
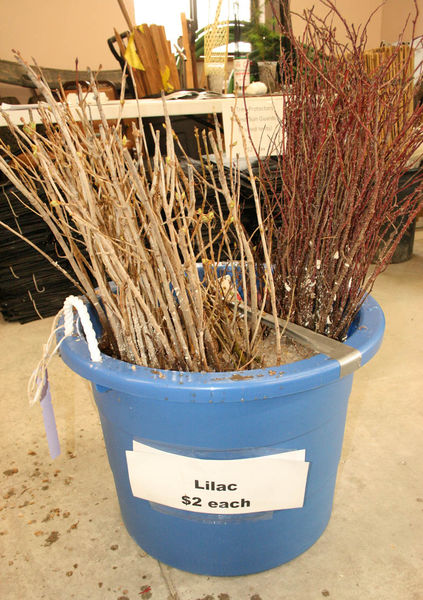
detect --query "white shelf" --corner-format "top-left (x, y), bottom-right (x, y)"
top-left (0, 97), bottom-right (231, 127)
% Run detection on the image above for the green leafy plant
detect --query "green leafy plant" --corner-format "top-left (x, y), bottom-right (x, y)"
top-left (246, 19), bottom-right (281, 62)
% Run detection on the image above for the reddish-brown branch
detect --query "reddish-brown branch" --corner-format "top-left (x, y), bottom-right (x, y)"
top-left (256, 0), bottom-right (423, 340)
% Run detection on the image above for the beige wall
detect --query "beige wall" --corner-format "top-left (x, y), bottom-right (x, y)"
top-left (290, 0), bottom-right (423, 48)
top-left (381, 0), bottom-right (423, 43)
top-left (2, 0), bottom-right (423, 102)
top-left (0, 0), bottom-right (135, 101)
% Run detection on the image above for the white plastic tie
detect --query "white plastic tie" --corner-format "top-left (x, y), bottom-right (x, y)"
top-left (63, 295), bottom-right (102, 363)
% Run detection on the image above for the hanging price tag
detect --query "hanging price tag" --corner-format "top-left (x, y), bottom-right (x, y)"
top-left (40, 373), bottom-right (61, 459)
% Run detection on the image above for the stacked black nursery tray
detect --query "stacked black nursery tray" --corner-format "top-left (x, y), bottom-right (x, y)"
top-left (0, 178), bottom-right (80, 323)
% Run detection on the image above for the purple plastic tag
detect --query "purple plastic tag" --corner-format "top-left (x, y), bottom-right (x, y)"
top-left (40, 373), bottom-right (61, 459)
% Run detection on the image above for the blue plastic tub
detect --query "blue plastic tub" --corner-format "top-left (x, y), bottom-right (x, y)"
top-left (57, 296), bottom-right (384, 576)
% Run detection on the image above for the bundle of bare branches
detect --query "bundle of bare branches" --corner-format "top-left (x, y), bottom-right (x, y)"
top-left (0, 53), bottom-right (281, 371)
top-left (256, 0), bottom-right (423, 340)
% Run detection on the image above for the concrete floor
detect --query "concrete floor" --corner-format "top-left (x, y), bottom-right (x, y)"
top-left (1, 231), bottom-right (422, 600)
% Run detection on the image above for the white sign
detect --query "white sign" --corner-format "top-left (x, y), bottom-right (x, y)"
top-left (126, 441), bottom-right (309, 515)
top-left (221, 96), bottom-right (285, 158)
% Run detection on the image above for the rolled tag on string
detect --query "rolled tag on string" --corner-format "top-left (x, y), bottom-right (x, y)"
top-left (29, 297), bottom-right (100, 458)
top-left (39, 373), bottom-right (61, 459)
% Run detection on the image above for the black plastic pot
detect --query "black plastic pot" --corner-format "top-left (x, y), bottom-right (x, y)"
top-left (377, 166), bottom-right (422, 263)
top-left (0, 180), bottom-right (81, 322)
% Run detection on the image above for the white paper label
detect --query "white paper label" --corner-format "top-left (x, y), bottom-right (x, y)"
top-left (221, 96), bottom-right (285, 158)
top-left (126, 441), bottom-right (309, 514)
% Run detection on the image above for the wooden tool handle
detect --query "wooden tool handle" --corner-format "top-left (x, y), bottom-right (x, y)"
top-left (181, 13), bottom-right (194, 88)
top-left (116, 0), bottom-right (134, 30)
